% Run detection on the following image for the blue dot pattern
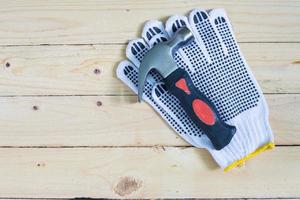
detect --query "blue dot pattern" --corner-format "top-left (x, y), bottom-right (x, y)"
top-left (122, 63), bottom-right (189, 137)
top-left (122, 11), bottom-right (260, 140)
top-left (126, 27), bottom-right (204, 139)
top-left (172, 11), bottom-right (259, 122)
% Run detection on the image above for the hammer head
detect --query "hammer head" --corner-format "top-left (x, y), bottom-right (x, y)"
top-left (138, 27), bottom-right (194, 102)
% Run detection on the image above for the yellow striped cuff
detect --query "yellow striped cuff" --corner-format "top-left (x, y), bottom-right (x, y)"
top-left (224, 142), bottom-right (275, 172)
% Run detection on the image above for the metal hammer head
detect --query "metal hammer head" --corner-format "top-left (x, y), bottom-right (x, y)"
top-left (138, 27), bottom-right (194, 102)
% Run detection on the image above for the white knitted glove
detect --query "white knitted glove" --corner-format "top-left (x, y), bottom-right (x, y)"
top-left (117, 8), bottom-right (274, 171)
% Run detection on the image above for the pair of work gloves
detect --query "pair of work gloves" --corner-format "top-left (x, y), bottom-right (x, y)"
top-left (117, 8), bottom-right (274, 171)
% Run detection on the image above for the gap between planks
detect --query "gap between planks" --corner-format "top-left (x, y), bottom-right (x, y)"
top-left (0, 145), bottom-right (298, 148)
top-left (0, 93), bottom-right (298, 98)
top-left (0, 41), bottom-right (299, 47)
top-left (0, 0), bottom-right (299, 44)
top-left (0, 198), bottom-right (298, 199)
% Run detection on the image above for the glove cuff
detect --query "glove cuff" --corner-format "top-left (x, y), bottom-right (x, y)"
top-left (209, 100), bottom-right (274, 171)
top-left (224, 142), bottom-right (274, 171)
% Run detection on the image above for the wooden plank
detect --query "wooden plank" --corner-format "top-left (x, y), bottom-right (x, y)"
top-left (0, 0), bottom-right (299, 45)
top-left (0, 94), bottom-right (298, 146)
top-left (0, 146), bottom-right (298, 198)
top-left (0, 43), bottom-right (299, 96)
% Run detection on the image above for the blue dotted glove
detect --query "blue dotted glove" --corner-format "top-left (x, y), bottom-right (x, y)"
top-left (117, 8), bottom-right (274, 170)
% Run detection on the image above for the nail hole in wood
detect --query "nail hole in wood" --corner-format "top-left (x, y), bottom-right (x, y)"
top-left (36, 162), bottom-right (46, 167)
top-left (97, 101), bottom-right (102, 107)
top-left (5, 62), bottom-right (10, 68)
top-left (94, 68), bottom-right (101, 74)
top-left (33, 105), bottom-right (39, 111)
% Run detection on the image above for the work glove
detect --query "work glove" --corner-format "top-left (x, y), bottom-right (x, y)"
top-left (117, 8), bottom-right (274, 171)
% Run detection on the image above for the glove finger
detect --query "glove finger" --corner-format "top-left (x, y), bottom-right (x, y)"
top-left (126, 38), bottom-right (163, 86)
top-left (209, 8), bottom-right (264, 99)
top-left (165, 15), bottom-right (212, 65)
top-left (165, 15), bottom-right (190, 38)
top-left (204, 9), bottom-right (262, 121)
top-left (166, 15), bottom-right (202, 75)
top-left (116, 60), bottom-right (140, 95)
top-left (117, 60), bottom-right (199, 147)
top-left (152, 82), bottom-right (214, 149)
top-left (209, 9), bottom-right (239, 56)
top-left (189, 9), bottom-right (228, 61)
top-left (126, 38), bottom-right (149, 67)
top-left (142, 20), bottom-right (169, 47)
top-left (117, 60), bottom-right (159, 106)
top-left (127, 20), bottom-right (172, 83)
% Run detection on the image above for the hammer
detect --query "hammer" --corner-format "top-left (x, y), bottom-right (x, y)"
top-left (138, 27), bottom-right (236, 150)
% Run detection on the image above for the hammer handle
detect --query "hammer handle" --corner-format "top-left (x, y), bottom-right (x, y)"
top-left (164, 68), bottom-right (236, 150)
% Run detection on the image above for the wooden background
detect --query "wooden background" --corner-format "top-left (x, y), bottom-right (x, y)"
top-left (0, 0), bottom-right (299, 199)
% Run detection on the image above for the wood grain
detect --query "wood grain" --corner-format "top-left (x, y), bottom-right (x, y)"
top-left (0, 147), bottom-right (298, 198)
top-left (0, 0), bottom-right (299, 45)
top-left (0, 94), bottom-right (298, 146)
top-left (0, 1), bottom-right (298, 199)
top-left (0, 43), bottom-right (299, 96)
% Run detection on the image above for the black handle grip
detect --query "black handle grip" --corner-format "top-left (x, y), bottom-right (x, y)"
top-left (164, 68), bottom-right (236, 150)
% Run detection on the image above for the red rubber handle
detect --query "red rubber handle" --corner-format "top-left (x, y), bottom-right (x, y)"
top-left (176, 78), bottom-right (216, 125)
top-left (164, 68), bottom-right (236, 150)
